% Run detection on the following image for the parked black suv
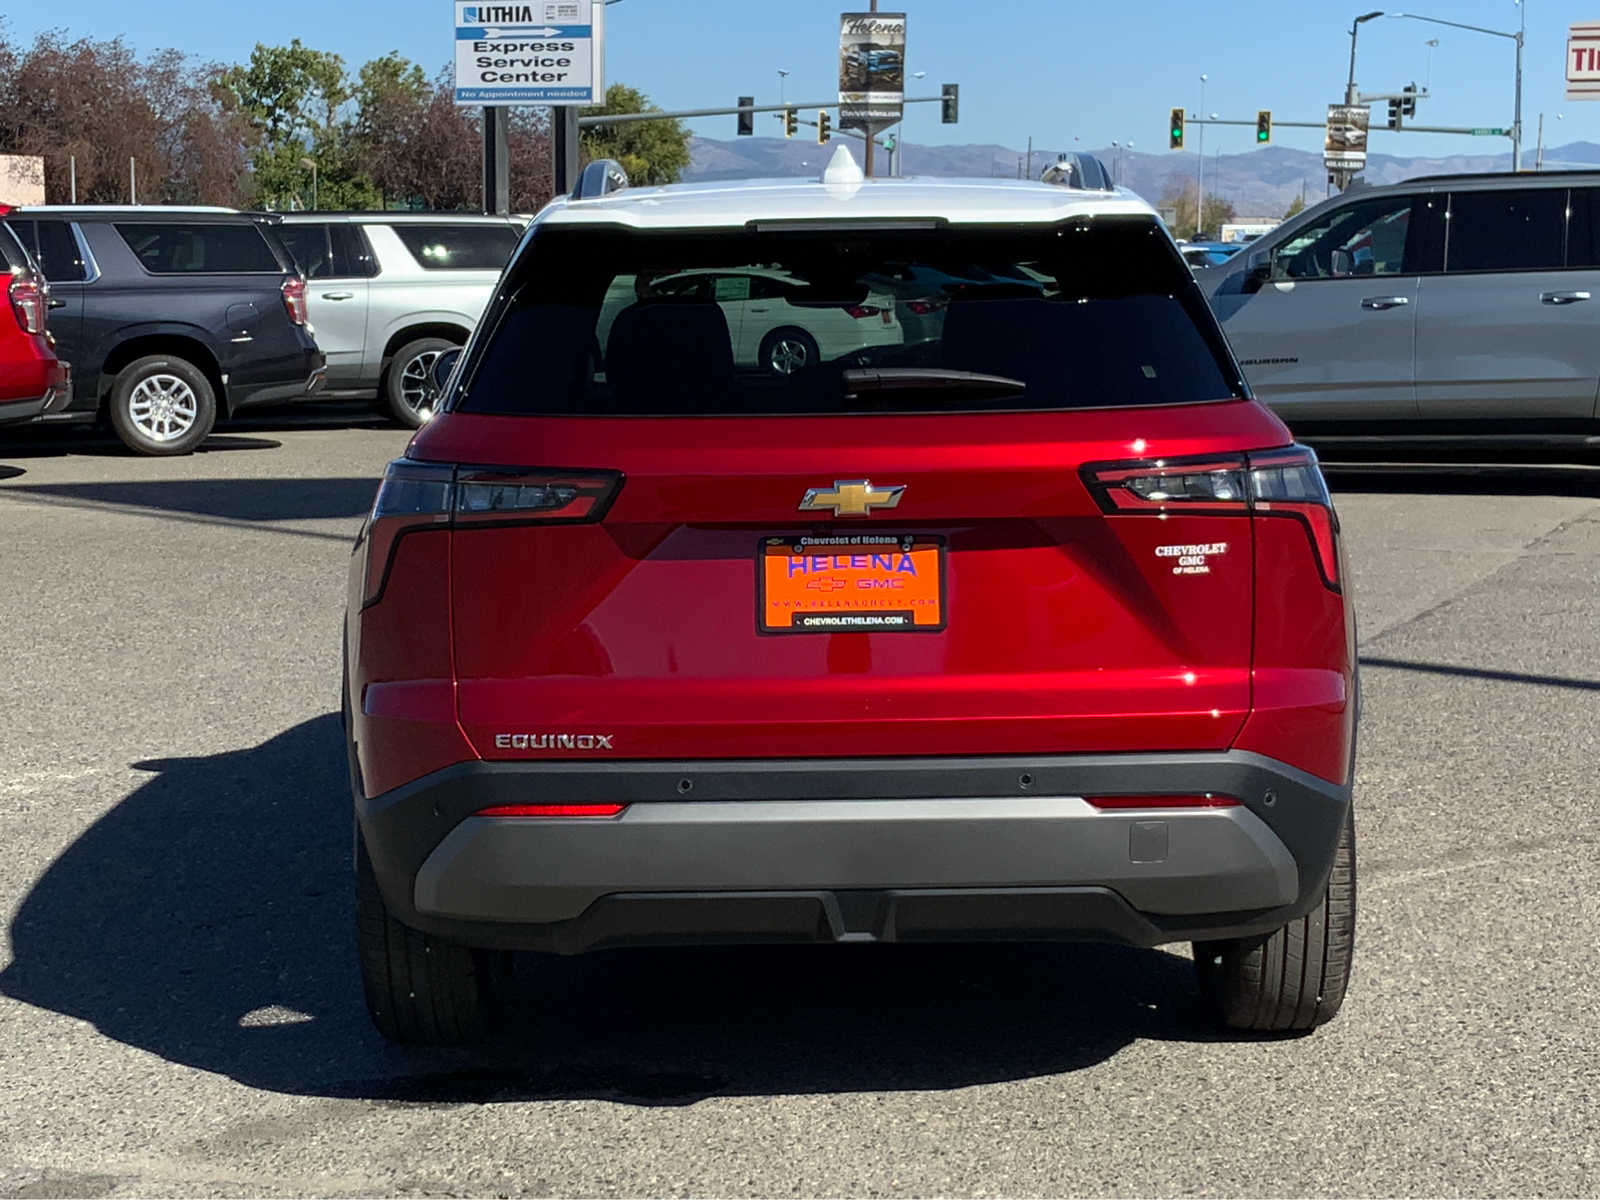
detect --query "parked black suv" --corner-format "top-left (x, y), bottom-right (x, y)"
top-left (3, 206), bottom-right (324, 455)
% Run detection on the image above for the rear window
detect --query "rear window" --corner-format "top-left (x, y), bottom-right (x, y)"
top-left (393, 223), bottom-right (520, 271)
top-left (456, 218), bottom-right (1242, 417)
top-left (115, 223), bottom-right (281, 274)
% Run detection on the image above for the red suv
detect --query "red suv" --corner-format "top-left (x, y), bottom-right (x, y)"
top-left (344, 154), bottom-right (1357, 1045)
top-left (0, 215), bottom-right (69, 425)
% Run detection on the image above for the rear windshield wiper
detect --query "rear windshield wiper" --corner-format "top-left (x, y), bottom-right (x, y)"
top-left (841, 368), bottom-right (1027, 396)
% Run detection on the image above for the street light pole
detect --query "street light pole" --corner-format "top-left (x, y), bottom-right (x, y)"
top-left (1347, 12), bottom-right (1385, 104)
top-left (1387, 11), bottom-right (1524, 169)
top-left (1196, 73), bottom-right (1207, 239)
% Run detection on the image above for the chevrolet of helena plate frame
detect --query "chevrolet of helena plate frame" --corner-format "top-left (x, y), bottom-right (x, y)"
top-left (759, 535), bottom-right (946, 633)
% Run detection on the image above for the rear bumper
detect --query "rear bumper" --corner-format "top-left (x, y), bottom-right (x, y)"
top-left (357, 752), bottom-right (1351, 953)
top-left (0, 357), bottom-right (70, 426)
top-left (228, 355), bottom-right (326, 412)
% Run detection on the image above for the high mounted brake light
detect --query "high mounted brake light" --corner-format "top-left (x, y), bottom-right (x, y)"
top-left (357, 460), bottom-right (622, 606)
top-left (1082, 444), bottom-right (1341, 590)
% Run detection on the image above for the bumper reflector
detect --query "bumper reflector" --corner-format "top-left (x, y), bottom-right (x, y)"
top-left (476, 803), bottom-right (628, 818)
top-left (1086, 794), bottom-right (1239, 810)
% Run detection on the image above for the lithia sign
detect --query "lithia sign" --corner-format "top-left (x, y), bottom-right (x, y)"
top-left (454, 0), bottom-right (605, 105)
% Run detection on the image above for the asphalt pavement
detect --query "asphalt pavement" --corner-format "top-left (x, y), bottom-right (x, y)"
top-left (0, 409), bottom-right (1597, 1197)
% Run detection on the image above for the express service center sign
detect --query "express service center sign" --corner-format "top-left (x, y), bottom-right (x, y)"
top-left (838, 11), bottom-right (906, 132)
top-left (454, 0), bottom-right (604, 105)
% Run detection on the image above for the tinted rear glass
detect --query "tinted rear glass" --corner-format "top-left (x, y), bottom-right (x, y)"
top-left (276, 223), bottom-right (345, 278)
top-left (115, 222), bottom-right (281, 274)
top-left (457, 218), bottom-right (1242, 417)
top-left (393, 223), bottom-right (520, 270)
top-left (1445, 188), bottom-right (1566, 272)
top-left (0, 222), bottom-right (28, 271)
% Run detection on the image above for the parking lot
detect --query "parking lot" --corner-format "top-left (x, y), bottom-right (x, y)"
top-left (1, 410), bottom-right (1597, 1197)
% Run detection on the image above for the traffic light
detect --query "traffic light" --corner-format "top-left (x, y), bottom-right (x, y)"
top-left (1256, 109), bottom-right (1272, 145)
top-left (817, 110), bottom-right (831, 144)
top-left (1401, 82), bottom-right (1418, 118)
top-left (941, 83), bottom-right (959, 124)
top-left (783, 106), bottom-right (798, 138)
top-left (1386, 98), bottom-right (1402, 130)
top-left (1169, 107), bottom-right (1185, 150)
top-left (736, 96), bottom-right (754, 137)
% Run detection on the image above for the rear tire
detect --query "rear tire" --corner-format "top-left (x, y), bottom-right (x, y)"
top-left (382, 336), bottom-right (456, 428)
top-left (355, 834), bottom-right (507, 1044)
top-left (107, 355), bottom-right (217, 456)
top-left (758, 327), bottom-right (819, 376)
top-left (1195, 809), bottom-right (1355, 1033)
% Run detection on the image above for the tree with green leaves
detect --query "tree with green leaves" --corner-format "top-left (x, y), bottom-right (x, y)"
top-left (217, 39), bottom-right (377, 209)
top-left (579, 84), bottom-right (691, 186)
top-left (1283, 194), bottom-right (1307, 220)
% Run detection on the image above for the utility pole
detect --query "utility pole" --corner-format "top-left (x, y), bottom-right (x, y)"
top-left (1195, 73), bottom-right (1207, 239)
top-left (863, 0), bottom-right (878, 179)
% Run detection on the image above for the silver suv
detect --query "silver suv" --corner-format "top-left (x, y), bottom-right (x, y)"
top-left (1198, 170), bottom-right (1600, 448)
top-left (272, 213), bottom-right (524, 426)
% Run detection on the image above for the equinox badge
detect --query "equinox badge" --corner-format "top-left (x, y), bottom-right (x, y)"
top-left (799, 479), bottom-right (905, 518)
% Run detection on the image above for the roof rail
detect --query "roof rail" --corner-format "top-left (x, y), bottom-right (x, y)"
top-left (572, 159), bottom-right (629, 200)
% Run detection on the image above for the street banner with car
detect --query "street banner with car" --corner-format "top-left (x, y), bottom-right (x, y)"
top-left (1324, 104), bottom-right (1370, 172)
top-left (454, 0), bottom-right (604, 104)
top-left (838, 11), bottom-right (906, 132)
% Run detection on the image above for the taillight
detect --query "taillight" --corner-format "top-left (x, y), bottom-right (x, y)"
top-left (1086, 794), bottom-right (1239, 810)
top-left (9, 273), bottom-right (45, 336)
top-left (281, 276), bottom-right (308, 326)
top-left (842, 304), bottom-right (884, 320)
top-left (476, 803), bottom-right (627, 818)
top-left (1082, 444), bottom-right (1340, 590)
top-left (357, 459), bottom-right (622, 606)
top-left (1247, 447), bottom-right (1341, 590)
top-left (906, 297), bottom-right (948, 315)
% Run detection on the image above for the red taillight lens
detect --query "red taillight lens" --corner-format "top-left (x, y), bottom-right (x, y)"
top-left (906, 297), bottom-right (948, 315)
top-left (281, 276), bottom-right (308, 326)
top-left (357, 459), bottom-right (622, 606)
top-left (1086, 794), bottom-right (1240, 810)
top-left (1082, 444), bottom-right (1340, 591)
top-left (9, 273), bottom-right (45, 336)
top-left (842, 304), bottom-right (883, 319)
top-left (476, 803), bottom-right (627, 818)
top-left (1247, 446), bottom-right (1341, 589)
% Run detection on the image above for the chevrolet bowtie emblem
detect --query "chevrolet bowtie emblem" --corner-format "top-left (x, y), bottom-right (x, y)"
top-left (799, 479), bottom-right (906, 518)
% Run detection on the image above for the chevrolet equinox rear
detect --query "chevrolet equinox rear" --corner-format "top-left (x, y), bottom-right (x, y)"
top-left (344, 153), bottom-right (1357, 1044)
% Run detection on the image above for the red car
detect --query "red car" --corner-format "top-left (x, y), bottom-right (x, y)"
top-left (344, 153), bottom-right (1357, 1045)
top-left (0, 212), bottom-right (69, 425)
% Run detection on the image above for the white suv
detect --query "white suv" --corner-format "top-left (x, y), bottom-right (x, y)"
top-left (271, 213), bottom-right (524, 426)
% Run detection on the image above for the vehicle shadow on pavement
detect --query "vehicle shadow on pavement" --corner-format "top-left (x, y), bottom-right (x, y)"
top-left (1, 715), bottom-right (1234, 1106)
top-left (0, 431), bottom-right (283, 459)
top-left (1, 478), bottom-right (381, 524)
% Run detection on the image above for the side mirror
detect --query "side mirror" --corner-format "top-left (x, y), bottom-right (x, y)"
top-left (431, 347), bottom-right (462, 393)
top-left (1241, 258), bottom-right (1272, 295)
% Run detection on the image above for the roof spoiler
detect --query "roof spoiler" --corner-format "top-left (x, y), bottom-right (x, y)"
top-left (572, 159), bottom-right (629, 200)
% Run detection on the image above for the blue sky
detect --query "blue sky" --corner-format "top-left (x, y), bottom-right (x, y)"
top-left (6, 0), bottom-right (1593, 161)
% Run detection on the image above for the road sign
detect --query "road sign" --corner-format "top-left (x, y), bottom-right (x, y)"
top-left (838, 11), bottom-right (906, 133)
top-left (1567, 22), bottom-right (1600, 100)
top-left (1469, 127), bottom-right (1511, 136)
top-left (454, 1), bottom-right (604, 105)
top-left (1324, 103), bottom-right (1370, 172)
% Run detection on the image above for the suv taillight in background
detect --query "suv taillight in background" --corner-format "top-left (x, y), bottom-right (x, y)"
top-left (356, 459), bottom-right (621, 606)
top-left (1083, 443), bottom-right (1341, 590)
top-left (8, 273), bottom-right (45, 336)
top-left (281, 276), bottom-right (308, 326)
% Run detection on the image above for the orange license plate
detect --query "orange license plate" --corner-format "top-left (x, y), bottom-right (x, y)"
top-left (759, 536), bottom-right (945, 633)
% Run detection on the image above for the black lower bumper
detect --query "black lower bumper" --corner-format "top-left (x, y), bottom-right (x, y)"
top-left (356, 752), bottom-right (1352, 954)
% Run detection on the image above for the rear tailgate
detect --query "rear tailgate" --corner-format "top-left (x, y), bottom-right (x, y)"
top-left (424, 400), bottom-right (1283, 761)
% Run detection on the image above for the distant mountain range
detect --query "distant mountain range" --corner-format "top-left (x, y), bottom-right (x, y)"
top-left (684, 136), bottom-right (1600, 219)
